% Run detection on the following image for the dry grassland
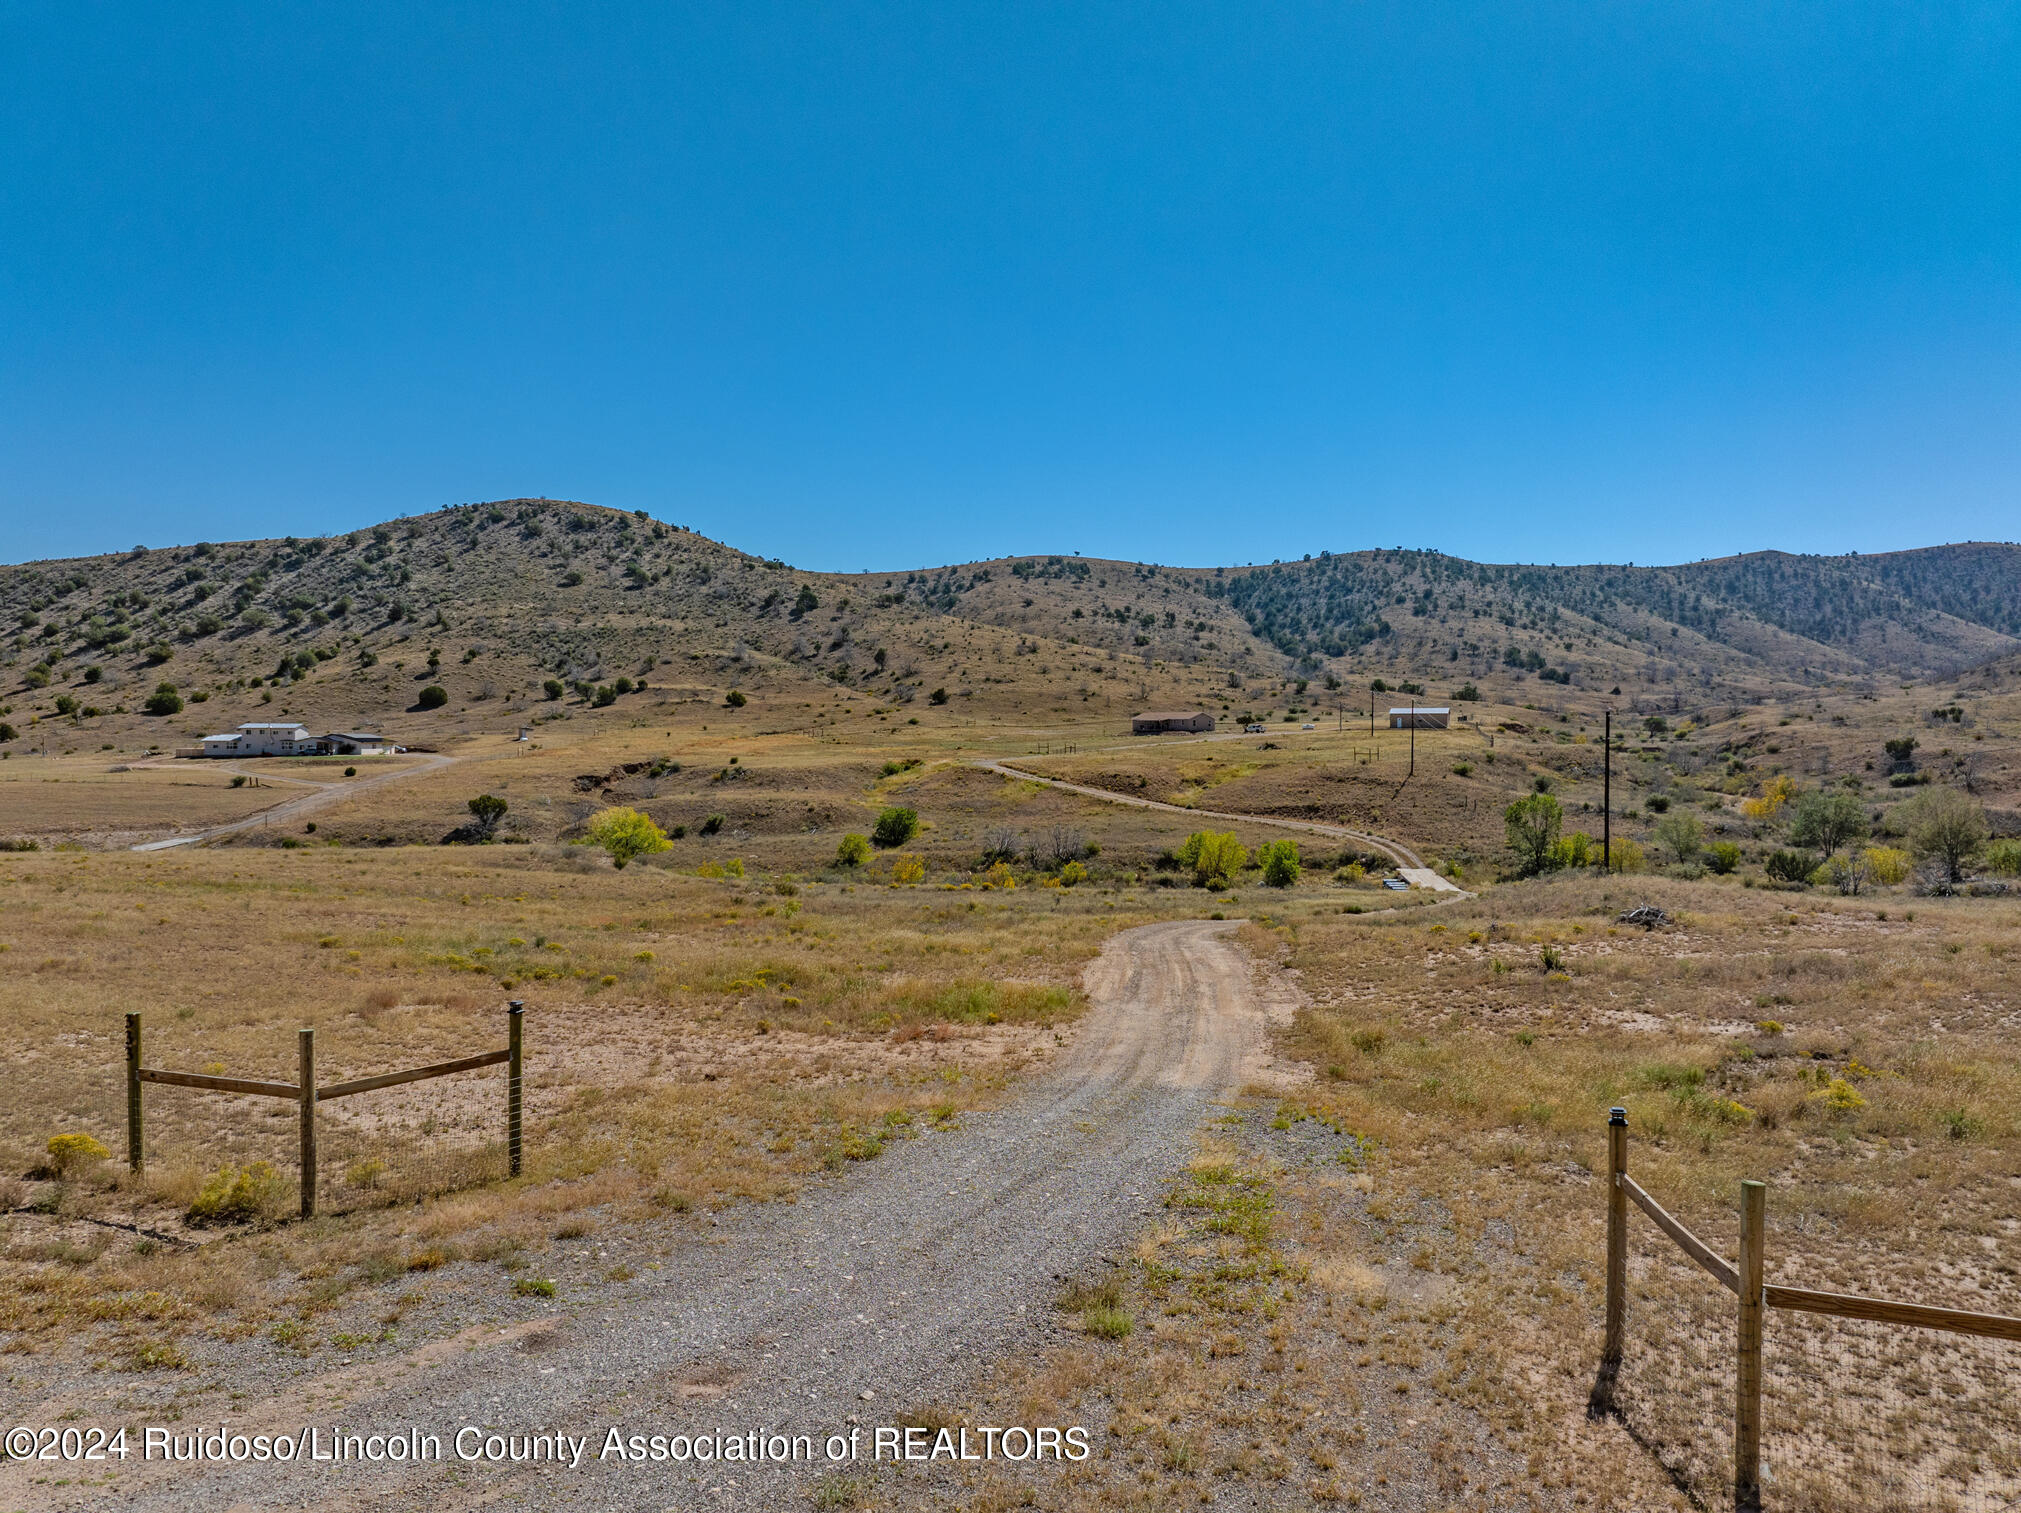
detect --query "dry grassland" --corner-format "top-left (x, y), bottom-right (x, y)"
top-left (0, 843), bottom-right (1196, 1376)
top-left (895, 875), bottom-right (2020, 1511)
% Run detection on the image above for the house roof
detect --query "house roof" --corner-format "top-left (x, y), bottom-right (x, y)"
top-left (1134, 710), bottom-right (1209, 721)
top-left (200, 732), bottom-right (240, 742)
top-left (1388, 707), bottom-right (1450, 715)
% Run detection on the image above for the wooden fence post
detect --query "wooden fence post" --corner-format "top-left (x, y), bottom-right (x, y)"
top-left (298, 1028), bottom-right (317, 1220)
top-left (1589, 1106), bottom-right (1629, 1416)
top-left (507, 1001), bottom-right (524, 1178)
top-left (1736, 1179), bottom-right (1766, 1509)
top-left (126, 1012), bottom-right (144, 1177)
top-left (1605, 1108), bottom-right (1628, 1361)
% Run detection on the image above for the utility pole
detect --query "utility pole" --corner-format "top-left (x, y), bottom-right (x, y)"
top-left (1408, 695), bottom-right (1416, 778)
top-left (1368, 686), bottom-right (1375, 738)
top-left (1603, 709), bottom-right (1612, 869)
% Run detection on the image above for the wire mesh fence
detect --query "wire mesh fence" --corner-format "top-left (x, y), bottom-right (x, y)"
top-left (1601, 1108), bottom-right (2021, 1513)
top-left (1760, 1311), bottom-right (2021, 1512)
top-left (125, 1006), bottom-right (522, 1222)
top-left (313, 1072), bottom-right (511, 1214)
top-left (1613, 1243), bottom-right (1739, 1506)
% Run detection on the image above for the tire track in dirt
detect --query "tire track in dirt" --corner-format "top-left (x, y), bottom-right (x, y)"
top-left (88, 919), bottom-right (1290, 1512)
top-left (971, 756), bottom-right (1428, 869)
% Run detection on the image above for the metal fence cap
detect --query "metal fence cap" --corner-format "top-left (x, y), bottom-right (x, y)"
top-left (1608, 1106), bottom-right (1628, 1124)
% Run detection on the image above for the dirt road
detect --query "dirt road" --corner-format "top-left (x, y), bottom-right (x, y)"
top-left (971, 757), bottom-right (1428, 870)
top-left (129, 753), bottom-right (459, 851)
top-left (68, 919), bottom-right (1286, 1512)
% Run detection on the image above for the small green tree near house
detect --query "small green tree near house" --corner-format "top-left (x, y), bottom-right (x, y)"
top-left (1259, 839), bottom-right (1301, 887)
top-left (725, 690), bottom-right (747, 708)
top-left (1788, 789), bottom-right (1868, 861)
top-left (872, 806), bottom-right (919, 848)
top-left (143, 682), bottom-right (182, 716)
top-left (417, 685), bottom-right (448, 709)
top-left (835, 832), bottom-right (871, 867)
top-left (543, 678), bottom-right (565, 700)
top-left (467, 794), bottom-right (508, 837)
top-left (1503, 793), bottom-right (1562, 877)
top-left (584, 806), bottom-right (671, 868)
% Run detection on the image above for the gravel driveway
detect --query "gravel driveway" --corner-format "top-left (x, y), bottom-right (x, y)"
top-left (74, 917), bottom-right (1282, 1512)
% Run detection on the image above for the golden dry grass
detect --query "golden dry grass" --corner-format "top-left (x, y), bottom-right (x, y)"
top-left (0, 840), bottom-right (1201, 1364)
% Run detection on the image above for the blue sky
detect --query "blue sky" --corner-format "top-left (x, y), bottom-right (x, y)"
top-left (4, 3), bottom-right (2018, 570)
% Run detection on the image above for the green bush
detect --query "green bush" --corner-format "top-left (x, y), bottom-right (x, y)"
top-left (1178, 830), bottom-right (1247, 887)
top-left (1983, 838), bottom-right (2021, 877)
top-left (1258, 839), bottom-right (1301, 887)
top-left (542, 678), bottom-right (565, 700)
top-left (1549, 831), bottom-right (1598, 869)
top-left (1764, 849), bottom-right (1813, 884)
top-left (872, 806), bottom-right (919, 848)
top-left (142, 682), bottom-right (182, 716)
top-left (724, 690), bottom-right (747, 708)
top-left (187, 1162), bottom-right (285, 1226)
top-left (417, 685), bottom-right (448, 710)
top-left (835, 832), bottom-right (871, 867)
top-left (1705, 841), bottom-right (1742, 874)
top-left (584, 806), bottom-right (672, 868)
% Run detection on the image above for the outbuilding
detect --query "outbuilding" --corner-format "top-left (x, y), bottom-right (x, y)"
top-left (1131, 710), bottom-right (1216, 735)
top-left (1388, 707), bottom-right (1450, 730)
top-left (319, 732), bottom-right (393, 756)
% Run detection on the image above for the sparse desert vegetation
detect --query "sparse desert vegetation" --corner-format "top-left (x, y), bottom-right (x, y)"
top-left (4, 510), bottom-right (2021, 1510)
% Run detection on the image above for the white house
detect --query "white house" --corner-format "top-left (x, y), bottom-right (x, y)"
top-left (192, 722), bottom-right (318, 757)
top-left (1388, 706), bottom-right (1451, 730)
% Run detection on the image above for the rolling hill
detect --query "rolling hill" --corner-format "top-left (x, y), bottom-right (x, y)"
top-left (2, 500), bottom-right (2018, 751)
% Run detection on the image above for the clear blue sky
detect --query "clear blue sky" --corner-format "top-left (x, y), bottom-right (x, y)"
top-left (4, 4), bottom-right (2018, 570)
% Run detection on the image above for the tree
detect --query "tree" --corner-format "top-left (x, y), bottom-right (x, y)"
top-left (542, 679), bottom-right (565, 700)
top-left (836, 832), bottom-right (871, 867)
top-left (872, 806), bottom-right (919, 848)
top-left (584, 806), bottom-right (672, 868)
top-left (1653, 812), bottom-right (1704, 865)
top-left (417, 685), bottom-right (448, 709)
top-left (1883, 736), bottom-right (1918, 771)
top-left (1503, 793), bottom-right (1563, 877)
top-left (1788, 790), bottom-right (1868, 860)
top-left (1178, 830), bottom-right (1247, 887)
top-left (143, 682), bottom-right (182, 716)
top-left (928, 687), bottom-right (949, 705)
top-left (466, 794), bottom-right (508, 837)
top-left (0, 723), bottom-right (15, 743)
top-left (1899, 786), bottom-right (1988, 883)
top-left (791, 585), bottom-right (819, 618)
top-left (725, 689), bottom-right (747, 708)
top-left (1705, 841), bottom-right (1742, 875)
top-left (1259, 839), bottom-right (1301, 887)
